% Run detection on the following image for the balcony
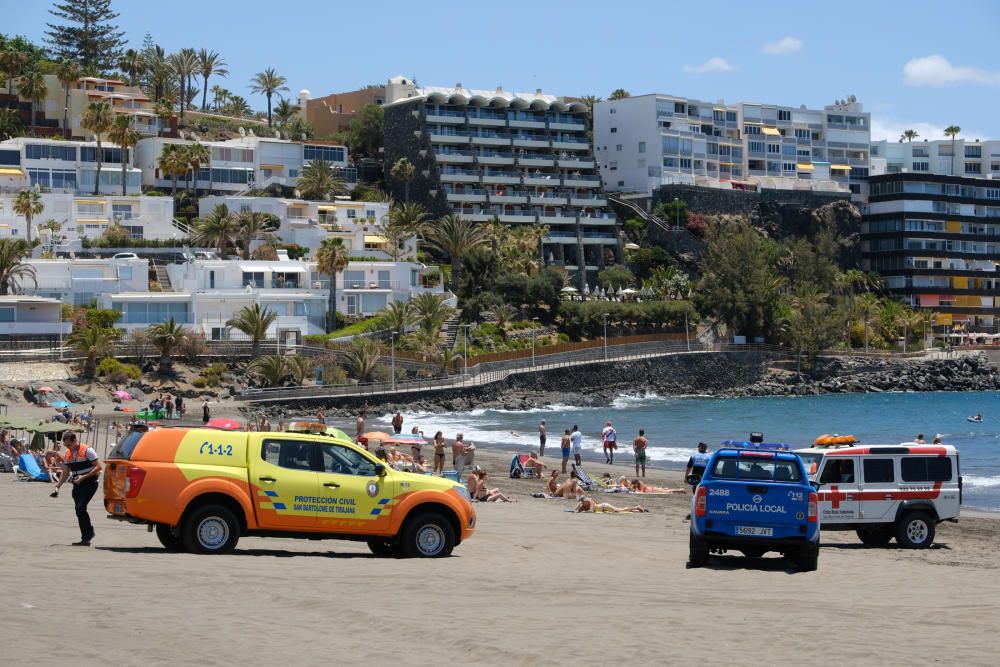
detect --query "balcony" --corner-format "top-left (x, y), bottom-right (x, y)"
top-left (497, 211), bottom-right (537, 224)
top-left (449, 209), bottom-right (493, 222)
top-left (513, 137), bottom-right (550, 149)
top-left (426, 112), bottom-right (466, 125)
top-left (558, 158), bottom-right (595, 169)
top-left (468, 116), bottom-right (506, 127)
top-left (549, 121), bottom-right (586, 132)
top-left (435, 149), bottom-right (475, 164)
top-left (482, 171), bottom-right (521, 185)
top-left (430, 131), bottom-right (471, 144)
top-left (563, 174), bottom-right (601, 188)
top-left (439, 169), bottom-right (481, 183)
top-left (523, 173), bottom-right (561, 186)
top-left (518, 154), bottom-right (556, 167)
top-left (571, 196), bottom-right (608, 207)
top-left (0, 322), bottom-right (72, 336)
top-left (471, 134), bottom-right (511, 146)
top-left (445, 189), bottom-right (488, 203)
top-left (530, 193), bottom-right (569, 205)
top-left (488, 191), bottom-right (529, 204)
top-left (509, 118), bottom-right (546, 129)
top-left (537, 214), bottom-right (578, 225)
top-left (476, 152), bottom-right (515, 166)
top-left (552, 138), bottom-right (591, 151)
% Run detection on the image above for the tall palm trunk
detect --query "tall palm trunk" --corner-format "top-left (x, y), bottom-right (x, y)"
top-left (326, 272), bottom-right (337, 333)
top-left (93, 139), bottom-right (103, 196)
top-left (202, 76), bottom-right (209, 112)
top-left (266, 93), bottom-right (272, 127)
top-left (62, 83), bottom-right (71, 138)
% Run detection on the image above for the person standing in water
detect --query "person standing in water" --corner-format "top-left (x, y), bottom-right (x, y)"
top-left (538, 420), bottom-right (547, 457)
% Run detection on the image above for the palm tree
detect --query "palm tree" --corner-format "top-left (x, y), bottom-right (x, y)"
top-left (944, 125), bottom-right (961, 175)
top-left (390, 157), bottom-right (417, 202)
top-left (226, 303), bottom-right (277, 358)
top-left (344, 338), bottom-right (382, 383)
top-left (856, 293), bottom-right (882, 352)
top-left (249, 355), bottom-right (290, 388)
top-left (142, 44), bottom-right (169, 102)
top-left (16, 70), bottom-right (47, 134)
top-left (609, 88), bottom-right (631, 100)
top-left (235, 210), bottom-right (278, 259)
top-left (316, 237), bottom-right (349, 333)
top-left (197, 49), bottom-right (228, 112)
top-left (157, 144), bottom-right (187, 197)
top-left (287, 354), bottom-right (310, 386)
top-left (55, 60), bottom-right (81, 139)
top-left (492, 303), bottom-right (517, 331)
top-left (226, 95), bottom-right (251, 117)
top-left (192, 203), bottom-right (238, 257)
top-left (0, 238), bottom-right (36, 295)
top-left (0, 49), bottom-right (28, 95)
top-left (210, 84), bottom-right (229, 111)
top-left (147, 317), bottom-right (190, 374)
top-left (272, 97), bottom-right (298, 127)
top-left (153, 100), bottom-right (175, 137)
top-left (167, 49), bottom-right (198, 123)
top-left (411, 292), bottom-right (453, 335)
top-left (185, 142), bottom-right (210, 194)
top-left (80, 102), bottom-right (115, 195)
top-left (901, 129), bottom-right (919, 143)
top-left (579, 94), bottom-right (602, 118)
top-left (249, 67), bottom-right (289, 127)
top-left (13, 190), bottom-right (43, 248)
top-left (67, 324), bottom-right (117, 379)
top-left (425, 214), bottom-right (489, 292)
top-left (297, 159), bottom-right (346, 200)
top-left (390, 201), bottom-right (431, 237)
top-left (107, 114), bottom-right (140, 196)
top-left (0, 108), bottom-right (25, 140)
top-left (379, 300), bottom-right (414, 336)
top-left (118, 48), bottom-right (146, 87)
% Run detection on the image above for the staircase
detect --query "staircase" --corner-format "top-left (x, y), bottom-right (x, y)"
top-left (152, 261), bottom-right (172, 291)
top-left (441, 316), bottom-right (460, 349)
top-left (607, 193), bottom-right (672, 234)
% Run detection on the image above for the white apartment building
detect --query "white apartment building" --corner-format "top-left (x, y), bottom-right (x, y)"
top-left (198, 196), bottom-right (408, 259)
top-left (594, 94), bottom-right (870, 199)
top-left (0, 137), bottom-right (142, 195)
top-left (305, 259), bottom-right (444, 317)
top-left (0, 296), bottom-right (70, 338)
top-left (870, 138), bottom-right (1000, 179)
top-left (134, 136), bottom-right (356, 195)
top-left (24, 256), bottom-right (151, 305)
top-left (0, 191), bottom-right (177, 244)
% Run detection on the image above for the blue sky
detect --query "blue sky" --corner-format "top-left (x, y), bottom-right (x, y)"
top-left (7, 0), bottom-right (999, 141)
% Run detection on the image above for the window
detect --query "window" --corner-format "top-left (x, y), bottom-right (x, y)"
top-left (965, 162), bottom-right (982, 174)
top-left (0, 150), bottom-right (20, 165)
top-left (966, 145), bottom-right (982, 158)
top-left (262, 439), bottom-right (317, 471)
top-left (863, 459), bottom-right (895, 483)
top-left (726, 111), bottom-right (737, 122)
top-left (112, 203), bottom-right (134, 220)
top-left (744, 125), bottom-right (762, 135)
top-left (901, 457), bottom-right (952, 482)
top-left (674, 102), bottom-right (686, 114)
top-left (344, 270), bottom-right (364, 287)
top-left (985, 188), bottom-right (1000, 200)
top-left (820, 459), bottom-right (854, 484)
top-left (767, 144), bottom-right (781, 154)
top-left (80, 146), bottom-right (122, 163)
top-left (320, 444), bottom-right (378, 476)
top-left (26, 143), bottom-right (76, 161)
top-left (210, 147), bottom-right (254, 162)
top-left (783, 162), bottom-right (796, 173)
top-left (304, 145), bottom-right (345, 163)
top-left (242, 271), bottom-right (265, 288)
top-left (361, 293), bottom-right (387, 312)
top-left (778, 109), bottom-right (791, 121)
top-left (912, 162), bottom-right (929, 172)
top-left (710, 456), bottom-right (802, 482)
top-left (346, 209), bottom-right (356, 219)
top-left (638, 141), bottom-right (646, 154)
top-left (679, 158), bottom-right (691, 169)
top-left (365, 209), bottom-right (376, 220)
top-left (0, 307), bottom-right (14, 322)
top-left (748, 140), bottom-right (765, 153)
top-left (615, 144), bottom-right (622, 152)
top-left (794, 128), bottom-right (810, 139)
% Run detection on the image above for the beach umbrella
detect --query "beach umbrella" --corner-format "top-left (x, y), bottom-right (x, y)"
top-left (114, 390), bottom-right (133, 401)
top-left (205, 417), bottom-right (242, 431)
top-left (385, 433), bottom-right (427, 445)
top-left (624, 242), bottom-right (641, 251)
top-left (600, 287), bottom-right (606, 298)
top-left (620, 288), bottom-right (637, 295)
top-left (50, 401), bottom-right (72, 408)
top-left (37, 387), bottom-right (54, 393)
top-left (360, 431), bottom-right (393, 446)
top-left (324, 427), bottom-right (353, 441)
top-left (561, 285), bottom-right (578, 293)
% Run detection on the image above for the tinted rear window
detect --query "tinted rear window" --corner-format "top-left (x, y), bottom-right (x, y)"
top-left (864, 459), bottom-right (895, 483)
top-left (901, 457), bottom-right (952, 482)
top-left (711, 457), bottom-right (802, 482)
top-left (107, 431), bottom-right (144, 460)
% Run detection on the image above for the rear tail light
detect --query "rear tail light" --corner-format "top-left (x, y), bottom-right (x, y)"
top-left (124, 466), bottom-right (146, 499)
top-left (695, 487), bottom-right (707, 517)
top-left (807, 491), bottom-right (818, 523)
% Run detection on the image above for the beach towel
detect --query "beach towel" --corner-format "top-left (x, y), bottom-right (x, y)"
top-left (509, 454), bottom-right (526, 479)
top-left (16, 453), bottom-right (50, 482)
top-left (572, 464), bottom-right (598, 492)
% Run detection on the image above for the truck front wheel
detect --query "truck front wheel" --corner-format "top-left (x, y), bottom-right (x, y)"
top-left (401, 512), bottom-right (455, 558)
top-left (183, 505), bottom-right (240, 555)
top-left (856, 526), bottom-right (893, 546)
top-left (155, 524), bottom-right (186, 552)
top-left (895, 511), bottom-right (935, 549)
top-left (688, 533), bottom-right (709, 567)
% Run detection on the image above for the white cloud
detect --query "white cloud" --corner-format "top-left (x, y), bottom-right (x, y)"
top-left (682, 57), bottom-right (736, 74)
top-left (870, 117), bottom-right (987, 143)
top-left (903, 54), bottom-right (1000, 86)
top-left (762, 37), bottom-right (802, 55)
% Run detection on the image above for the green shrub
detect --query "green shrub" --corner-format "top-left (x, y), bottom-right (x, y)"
top-left (557, 332), bottom-right (570, 343)
top-left (96, 356), bottom-right (141, 381)
top-left (191, 378), bottom-right (207, 388)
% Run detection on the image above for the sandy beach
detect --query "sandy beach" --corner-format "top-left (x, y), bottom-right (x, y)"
top-left (3, 445), bottom-right (1000, 666)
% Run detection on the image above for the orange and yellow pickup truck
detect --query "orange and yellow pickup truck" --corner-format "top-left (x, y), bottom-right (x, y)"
top-left (103, 425), bottom-right (475, 557)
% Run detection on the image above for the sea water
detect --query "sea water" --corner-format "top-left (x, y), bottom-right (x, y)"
top-left (377, 391), bottom-right (1000, 510)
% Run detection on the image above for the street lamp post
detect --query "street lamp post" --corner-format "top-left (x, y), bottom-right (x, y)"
top-left (602, 313), bottom-right (608, 360)
top-left (462, 324), bottom-right (472, 377)
top-left (390, 331), bottom-right (397, 391)
top-left (531, 317), bottom-right (539, 367)
top-left (684, 308), bottom-right (690, 351)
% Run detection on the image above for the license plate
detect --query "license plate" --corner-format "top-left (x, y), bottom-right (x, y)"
top-left (736, 525), bottom-right (773, 537)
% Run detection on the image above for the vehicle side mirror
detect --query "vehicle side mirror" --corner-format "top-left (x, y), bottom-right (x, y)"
top-left (375, 464), bottom-right (386, 476)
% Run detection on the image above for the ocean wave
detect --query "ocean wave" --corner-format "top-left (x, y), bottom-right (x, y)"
top-left (610, 392), bottom-right (662, 409)
top-left (963, 474), bottom-right (1000, 489)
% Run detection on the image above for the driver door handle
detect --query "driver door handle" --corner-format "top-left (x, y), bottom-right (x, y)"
top-left (885, 495), bottom-right (894, 500)
top-left (258, 476), bottom-right (277, 483)
top-left (324, 481), bottom-right (341, 488)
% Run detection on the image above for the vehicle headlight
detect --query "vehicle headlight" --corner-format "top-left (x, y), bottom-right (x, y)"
top-left (453, 484), bottom-right (471, 502)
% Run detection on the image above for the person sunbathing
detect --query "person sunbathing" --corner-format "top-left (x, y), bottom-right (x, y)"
top-left (524, 452), bottom-right (548, 477)
top-left (546, 470), bottom-right (559, 495)
top-left (43, 448), bottom-right (64, 484)
top-left (473, 470), bottom-right (514, 502)
top-left (575, 496), bottom-right (648, 513)
top-left (628, 479), bottom-right (686, 494)
top-left (553, 470), bottom-right (585, 498)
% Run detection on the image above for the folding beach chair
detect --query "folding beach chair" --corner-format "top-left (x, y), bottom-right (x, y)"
top-left (571, 464), bottom-right (598, 492)
top-left (16, 453), bottom-right (50, 482)
top-left (509, 453), bottom-right (526, 479)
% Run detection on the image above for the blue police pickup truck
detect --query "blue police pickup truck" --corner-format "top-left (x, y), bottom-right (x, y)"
top-left (689, 439), bottom-right (819, 571)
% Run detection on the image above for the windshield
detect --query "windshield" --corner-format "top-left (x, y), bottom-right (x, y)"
top-left (711, 456), bottom-right (803, 483)
top-left (797, 453), bottom-right (823, 477)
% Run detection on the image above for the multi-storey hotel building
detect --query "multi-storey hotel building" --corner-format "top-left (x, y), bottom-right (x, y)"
top-left (871, 138), bottom-right (1000, 179)
top-left (382, 77), bottom-right (617, 282)
top-left (594, 94), bottom-right (870, 199)
top-left (862, 173), bottom-right (1000, 329)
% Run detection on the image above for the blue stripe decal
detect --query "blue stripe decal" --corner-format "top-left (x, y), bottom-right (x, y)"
top-left (263, 490), bottom-right (279, 497)
top-left (272, 502), bottom-right (286, 510)
top-left (378, 498), bottom-right (391, 505)
top-left (370, 508), bottom-right (382, 516)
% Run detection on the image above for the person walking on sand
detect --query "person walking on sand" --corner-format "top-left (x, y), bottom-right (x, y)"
top-left (317, 408), bottom-right (326, 425)
top-left (175, 394), bottom-right (184, 419)
top-left (432, 431), bottom-right (446, 475)
top-left (453, 433), bottom-right (466, 473)
top-left (538, 420), bottom-right (547, 456)
top-left (570, 424), bottom-right (583, 466)
top-left (202, 400), bottom-right (211, 424)
top-left (602, 420), bottom-right (618, 464)
top-left (685, 442), bottom-right (711, 492)
top-left (392, 411), bottom-right (404, 435)
top-left (356, 408), bottom-right (367, 442)
top-left (633, 429), bottom-right (648, 478)
top-left (560, 428), bottom-right (572, 473)
top-left (50, 432), bottom-right (102, 546)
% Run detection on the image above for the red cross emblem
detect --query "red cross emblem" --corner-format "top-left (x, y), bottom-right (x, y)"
top-left (825, 485), bottom-right (847, 509)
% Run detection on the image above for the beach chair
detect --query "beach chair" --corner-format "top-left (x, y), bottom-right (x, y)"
top-left (509, 454), bottom-right (526, 479)
top-left (572, 464), bottom-right (598, 492)
top-left (16, 453), bottom-right (50, 482)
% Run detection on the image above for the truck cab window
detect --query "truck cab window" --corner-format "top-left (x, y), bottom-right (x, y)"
top-left (262, 440), bottom-right (317, 471)
top-left (321, 444), bottom-right (378, 477)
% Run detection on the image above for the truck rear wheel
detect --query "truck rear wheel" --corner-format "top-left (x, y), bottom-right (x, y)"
top-left (688, 532), bottom-right (709, 567)
top-left (856, 527), bottom-right (893, 546)
top-left (401, 512), bottom-right (455, 558)
top-left (895, 511), bottom-right (935, 549)
top-left (155, 524), bottom-right (186, 552)
top-left (183, 505), bottom-right (240, 555)
top-left (796, 543), bottom-right (819, 572)
top-left (367, 538), bottom-right (400, 557)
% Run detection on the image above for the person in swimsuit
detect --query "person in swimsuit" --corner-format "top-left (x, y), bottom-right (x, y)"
top-left (473, 470), bottom-right (513, 502)
top-left (553, 470), bottom-right (585, 498)
top-left (538, 420), bottom-right (546, 457)
top-left (602, 421), bottom-right (617, 464)
top-left (575, 496), bottom-right (647, 513)
top-left (524, 451), bottom-right (547, 477)
top-left (560, 429), bottom-right (571, 473)
top-left (432, 431), bottom-right (446, 475)
top-left (546, 470), bottom-right (559, 495)
top-left (633, 429), bottom-right (648, 478)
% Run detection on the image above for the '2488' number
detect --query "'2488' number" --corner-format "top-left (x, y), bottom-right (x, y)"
top-left (199, 441), bottom-right (233, 456)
